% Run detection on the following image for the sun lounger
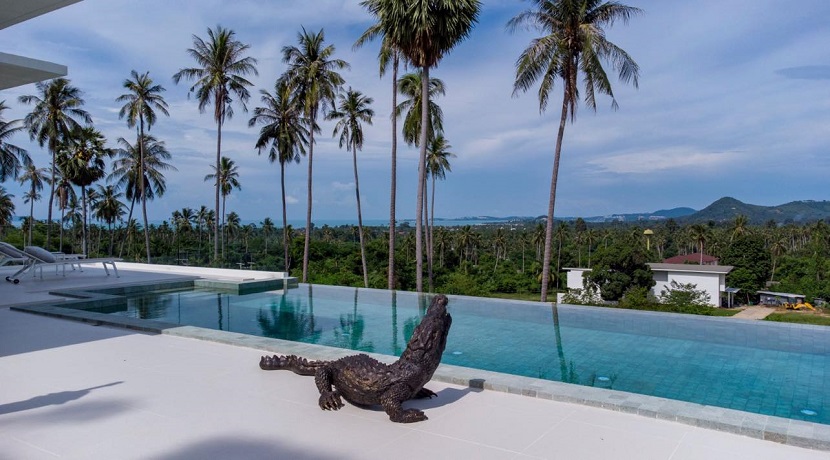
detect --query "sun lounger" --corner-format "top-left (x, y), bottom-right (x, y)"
top-left (0, 242), bottom-right (28, 266)
top-left (2, 244), bottom-right (120, 284)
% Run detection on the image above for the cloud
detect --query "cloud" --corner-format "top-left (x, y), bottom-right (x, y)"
top-left (775, 66), bottom-right (830, 80)
top-left (587, 147), bottom-right (742, 175)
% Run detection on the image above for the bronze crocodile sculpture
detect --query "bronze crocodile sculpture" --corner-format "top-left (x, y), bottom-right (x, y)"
top-left (259, 294), bottom-right (452, 423)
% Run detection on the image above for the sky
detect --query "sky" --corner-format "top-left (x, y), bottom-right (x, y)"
top-left (2, 0), bottom-right (830, 224)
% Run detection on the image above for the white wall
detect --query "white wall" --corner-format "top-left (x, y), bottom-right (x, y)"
top-left (566, 269), bottom-right (591, 290)
top-left (652, 271), bottom-right (724, 307)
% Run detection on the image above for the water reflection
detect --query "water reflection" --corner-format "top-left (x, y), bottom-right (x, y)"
top-left (257, 294), bottom-right (321, 343)
top-left (131, 295), bottom-right (173, 319)
top-left (333, 288), bottom-right (373, 352)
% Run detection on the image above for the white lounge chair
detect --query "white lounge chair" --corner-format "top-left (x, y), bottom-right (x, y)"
top-left (0, 242), bottom-right (28, 266)
top-left (2, 244), bottom-right (120, 284)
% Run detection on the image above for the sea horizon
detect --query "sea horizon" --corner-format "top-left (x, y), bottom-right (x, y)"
top-left (10, 215), bottom-right (528, 229)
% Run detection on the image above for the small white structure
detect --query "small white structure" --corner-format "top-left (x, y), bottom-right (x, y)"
top-left (648, 263), bottom-right (733, 307)
top-left (564, 267), bottom-right (592, 290)
top-left (561, 263), bottom-right (734, 307)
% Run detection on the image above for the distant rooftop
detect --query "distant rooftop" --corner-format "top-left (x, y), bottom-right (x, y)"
top-left (662, 253), bottom-right (719, 265)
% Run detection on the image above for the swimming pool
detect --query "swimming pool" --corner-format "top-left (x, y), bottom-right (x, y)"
top-left (69, 283), bottom-right (830, 425)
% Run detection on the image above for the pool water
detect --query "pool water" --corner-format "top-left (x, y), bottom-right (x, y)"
top-left (74, 283), bottom-right (830, 425)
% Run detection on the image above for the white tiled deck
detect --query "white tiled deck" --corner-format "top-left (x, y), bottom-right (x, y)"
top-left (0, 264), bottom-right (827, 459)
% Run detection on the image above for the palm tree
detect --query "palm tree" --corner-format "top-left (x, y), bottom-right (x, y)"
top-left (58, 127), bottom-right (113, 255)
top-left (395, 71), bottom-right (445, 146)
top-left (730, 214), bottom-right (750, 241)
top-left (204, 156), bottom-right (241, 262)
top-left (248, 79), bottom-right (308, 273)
top-left (18, 164), bottom-right (48, 245)
top-left (0, 186), bottom-right (14, 236)
top-left (363, 0), bottom-right (481, 292)
top-left (173, 25), bottom-right (258, 262)
top-left (354, 15), bottom-right (403, 290)
top-left (18, 78), bottom-right (92, 249)
top-left (509, 0), bottom-right (641, 302)
top-left (328, 88), bottom-right (374, 288)
top-left (280, 27), bottom-right (348, 283)
top-left (260, 217), bottom-right (275, 254)
top-left (689, 223), bottom-right (710, 264)
top-left (92, 184), bottom-right (125, 255)
top-left (54, 172), bottom-right (75, 251)
top-left (425, 135), bottom-right (454, 289)
top-left (116, 70), bottom-right (169, 263)
top-left (0, 100), bottom-right (31, 182)
top-left (110, 135), bottom-right (176, 258)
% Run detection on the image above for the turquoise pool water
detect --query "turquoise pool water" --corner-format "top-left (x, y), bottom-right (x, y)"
top-left (73, 283), bottom-right (830, 425)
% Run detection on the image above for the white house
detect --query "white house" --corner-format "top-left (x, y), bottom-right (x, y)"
top-left (648, 263), bottom-right (733, 307)
top-left (562, 263), bottom-right (733, 307)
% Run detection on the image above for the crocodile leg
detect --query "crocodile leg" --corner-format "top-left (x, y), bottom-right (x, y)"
top-left (315, 366), bottom-right (344, 411)
top-left (381, 384), bottom-right (427, 423)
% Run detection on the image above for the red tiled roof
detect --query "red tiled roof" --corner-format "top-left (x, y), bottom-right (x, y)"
top-left (662, 253), bottom-right (719, 265)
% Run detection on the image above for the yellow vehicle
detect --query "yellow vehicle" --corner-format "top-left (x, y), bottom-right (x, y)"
top-left (784, 302), bottom-right (815, 311)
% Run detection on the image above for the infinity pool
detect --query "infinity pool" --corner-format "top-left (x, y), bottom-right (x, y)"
top-left (70, 283), bottom-right (830, 425)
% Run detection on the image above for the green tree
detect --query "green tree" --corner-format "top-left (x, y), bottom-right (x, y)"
top-left (92, 184), bottom-right (125, 255)
top-left (110, 135), bottom-right (176, 258)
top-left (280, 27), bottom-right (348, 283)
top-left (721, 235), bottom-right (772, 296)
top-left (586, 242), bottom-right (654, 301)
top-left (659, 280), bottom-right (712, 308)
top-left (0, 186), bottom-right (14, 236)
top-left (688, 223), bottom-right (711, 263)
top-left (426, 135), bottom-right (454, 288)
top-left (173, 25), bottom-right (258, 262)
top-left (509, 0), bottom-right (641, 301)
top-left (204, 156), bottom-right (241, 262)
top-left (328, 88), bottom-right (374, 288)
top-left (365, 0), bottom-right (481, 292)
top-left (18, 163), bottom-right (48, 245)
top-left (58, 127), bottom-right (113, 255)
top-left (249, 79), bottom-right (308, 273)
top-left (0, 100), bottom-right (31, 182)
top-left (18, 78), bottom-right (92, 249)
top-left (116, 70), bottom-right (169, 263)
top-left (395, 72), bottom-right (445, 146)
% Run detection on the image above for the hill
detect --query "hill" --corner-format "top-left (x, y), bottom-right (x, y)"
top-left (685, 197), bottom-right (830, 224)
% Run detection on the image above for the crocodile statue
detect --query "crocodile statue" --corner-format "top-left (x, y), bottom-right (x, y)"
top-left (259, 294), bottom-right (452, 423)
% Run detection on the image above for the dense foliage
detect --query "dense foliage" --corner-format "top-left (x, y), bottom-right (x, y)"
top-left (5, 214), bottom-right (830, 308)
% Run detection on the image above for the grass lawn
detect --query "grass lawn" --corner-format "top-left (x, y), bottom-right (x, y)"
top-left (487, 292), bottom-right (547, 302)
top-left (765, 312), bottom-right (830, 326)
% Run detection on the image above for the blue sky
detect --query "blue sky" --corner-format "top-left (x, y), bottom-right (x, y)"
top-left (2, 0), bottom-right (830, 224)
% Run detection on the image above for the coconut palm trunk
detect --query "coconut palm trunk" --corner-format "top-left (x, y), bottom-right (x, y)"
top-left (302, 107), bottom-right (316, 283)
top-left (214, 115), bottom-right (223, 262)
top-left (281, 162), bottom-right (290, 273)
top-left (139, 119), bottom-right (152, 263)
top-left (414, 66), bottom-right (429, 292)
top-left (119, 196), bottom-right (136, 257)
top-left (352, 144), bottom-right (369, 288)
top-left (388, 55), bottom-right (398, 290)
top-left (540, 89), bottom-right (570, 302)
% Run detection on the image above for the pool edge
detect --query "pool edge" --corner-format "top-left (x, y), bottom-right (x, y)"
top-left (10, 300), bottom-right (830, 453)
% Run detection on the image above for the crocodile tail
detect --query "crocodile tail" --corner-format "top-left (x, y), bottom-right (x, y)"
top-left (259, 354), bottom-right (327, 376)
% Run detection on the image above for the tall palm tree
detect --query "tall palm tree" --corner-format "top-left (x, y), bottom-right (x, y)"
top-left (260, 217), bottom-right (275, 254)
top-left (248, 79), bottom-right (308, 273)
top-left (364, 0), bottom-right (481, 292)
top-left (280, 27), bottom-right (348, 283)
top-left (173, 25), bottom-right (258, 263)
top-left (510, 0), bottom-right (641, 301)
top-left (92, 184), bottom-right (125, 255)
top-left (0, 100), bottom-right (31, 182)
top-left (425, 135), bottom-right (454, 289)
top-left (110, 135), bottom-right (176, 258)
top-left (18, 78), bottom-right (91, 249)
top-left (395, 71), bottom-right (445, 146)
top-left (18, 164), bottom-right (48, 245)
top-left (54, 172), bottom-right (75, 251)
top-left (354, 16), bottom-right (404, 290)
top-left (328, 88), bottom-right (374, 288)
top-left (204, 156), bottom-right (241, 262)
top-left (730, 214), bottom-right (750, 241)
top-left (0, 186), bottom-right (14, 236)
top-left (116, 70), bottom-right (169, 263)
top-left (59, 127), bottom-right (113, 255)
